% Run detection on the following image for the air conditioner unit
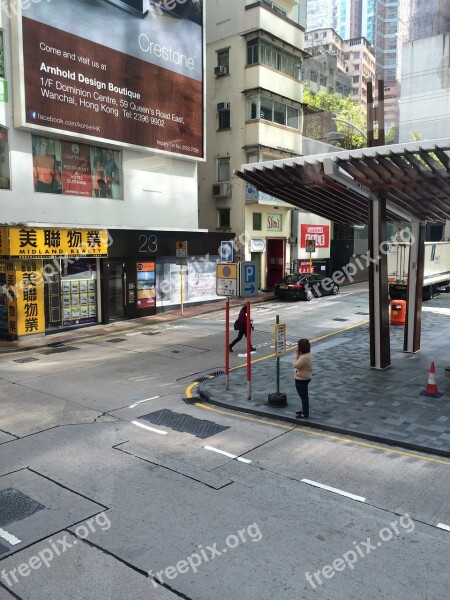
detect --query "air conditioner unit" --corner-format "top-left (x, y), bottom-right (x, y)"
top-left (212, 183), bottom-right (232, 198)
top-left (217, 102), bottom-right (230, 111)
top-left (214, 66), bottom-right (228, 75)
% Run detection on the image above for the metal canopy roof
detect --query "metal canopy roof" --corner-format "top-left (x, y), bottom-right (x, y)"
top-left (236, 138), bottom-right (450, 224)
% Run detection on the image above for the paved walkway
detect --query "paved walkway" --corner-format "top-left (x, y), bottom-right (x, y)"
top-left (199, 308), bottom-right (450, 458)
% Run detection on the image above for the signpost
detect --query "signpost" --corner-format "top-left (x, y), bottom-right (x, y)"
top-left (305, 238), bottom-right (316, 272)
top-left (216, 263), bottom-right (238, 296)
top-left (239, 261), bottom-right (258, 297)
top-left (220, 240), bottom-right (234, 263)
top-left (176, 241), bottom-right (188, 315)
top-left (268, 316), bottom-right (288, 407)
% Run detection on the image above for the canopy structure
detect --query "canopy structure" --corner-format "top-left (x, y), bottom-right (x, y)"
top-left (236, 138), bottom-right (450, 369)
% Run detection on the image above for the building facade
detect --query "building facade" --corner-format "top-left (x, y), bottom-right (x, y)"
top-left (198, 0), bottom-right (332, 290)
top-left (0, 1), bottom-right (231, 341)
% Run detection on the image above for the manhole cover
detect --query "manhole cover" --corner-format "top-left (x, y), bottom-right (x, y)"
top-left (0, 488), bottom-right (45, 527)
top-left (333, 318), bottom-right (349, 322)
top-left (107, 338), bottom-right (127, 343)
top-left (41, 346), bottom-right (77, 355)
top-left (140, 409), bottom-right (230, 439)
top-left (13, 357), bottom-right (39, 364)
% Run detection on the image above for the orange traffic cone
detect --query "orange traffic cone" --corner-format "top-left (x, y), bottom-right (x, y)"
top-left (420, 362), bottom-right (443, 397)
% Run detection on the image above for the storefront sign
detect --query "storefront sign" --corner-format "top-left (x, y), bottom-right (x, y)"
top-left (250, 239), bottom-right (266, 252)
top-left (0, 227), bottom-right (8, 255)
top-left (8, 227), bottom-right (109, 257)
top-left (6, 260), bottom-right (45, 336)
top-left (300, 224), bottom-right (330, 249)
top-left (267, 214), bottom-right (282, 231)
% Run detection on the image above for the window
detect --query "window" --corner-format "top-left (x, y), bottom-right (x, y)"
top-left (247, 152), bottom-right (259, 164)
top-left (253, 213), bottom-right (262, 231)
top-left (320, 75), bottom-right (327, 86)
top-left (218, 106), bottom-right (231, 130)
top-left (217, 157), bottom-right (230, 182)
top-left (262, 0), bottom-right (287, 17)
top-left (217, 49), bottom-right (229, 74)
top-left (310, 70), bottom-right (318, 83)
top-left (218, 209), bottom-right (231, 229)
top-left (353, 75), bottom-right (360, 83)
top-left (246, 94), bottom-right (300, 129)
top-left (32, 135), bottom-right (122, 199)
top-left (246, 36), bottom-right (299, 78)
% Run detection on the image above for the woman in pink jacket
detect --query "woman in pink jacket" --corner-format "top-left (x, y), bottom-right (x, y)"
top-left (293, 338), bottom-right (312, 419)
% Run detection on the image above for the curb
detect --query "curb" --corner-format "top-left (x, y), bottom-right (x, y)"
top-left (198, 382), bottom-right (450, 460)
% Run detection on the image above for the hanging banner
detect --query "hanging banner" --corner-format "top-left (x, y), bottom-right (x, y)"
top-left (300, 224), bottom-right (330, 249)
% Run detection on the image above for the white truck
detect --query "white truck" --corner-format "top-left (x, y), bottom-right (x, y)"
top-left (388, 241), bottom-right (450, 300)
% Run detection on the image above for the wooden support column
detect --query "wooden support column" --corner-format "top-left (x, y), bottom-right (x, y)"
top-left (404, 222), bottom-right (425, 353)
top-left (368, 196), bottom-right (391, 369)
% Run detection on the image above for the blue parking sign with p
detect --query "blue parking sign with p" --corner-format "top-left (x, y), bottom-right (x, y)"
top-left (239, 261), bottom-right (257, 297)
top-left (220, 241), bottom-right (233, 262)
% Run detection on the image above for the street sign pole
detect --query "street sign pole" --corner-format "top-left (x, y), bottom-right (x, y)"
top-left (180, 262), bottom-right (184, 316)
top-left (246, 300), bottom-right (252, 400)
top-left (276, 314), bottom-right (280, 394)
top-left (268, 316), bottom-right (287, 407)
top-left (225, 297), bottom-right (230, 389)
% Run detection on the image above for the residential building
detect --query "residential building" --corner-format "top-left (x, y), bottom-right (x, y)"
top-left (0, 1), bottom-right (229, 341)
top-left (199, 0), bottom-right (333, 290)
top-left (304, 28), bottom-right (374, 104)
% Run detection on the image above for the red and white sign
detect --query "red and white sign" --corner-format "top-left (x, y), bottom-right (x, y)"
top-left (298, 261), bottom-right (314, 273)
top-left (300, 224), bottom-right (330, 249)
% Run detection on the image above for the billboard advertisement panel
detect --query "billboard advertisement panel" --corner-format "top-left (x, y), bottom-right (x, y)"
top-left (12, 0), bottom-right (204, 159)
top-left (300, 224), bottom-right (330, 249)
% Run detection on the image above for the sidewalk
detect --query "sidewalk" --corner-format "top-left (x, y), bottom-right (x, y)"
top-left (0, 293), bottom-right (272, 353)
top-left (199, 309), bottom-right (450, 458)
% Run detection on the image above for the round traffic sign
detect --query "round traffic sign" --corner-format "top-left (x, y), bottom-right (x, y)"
top-left (223, 266), bottom-right (231, 277)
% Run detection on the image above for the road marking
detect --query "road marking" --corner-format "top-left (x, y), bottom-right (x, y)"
top-left (129, 396), bottom-right (159, 408)
top-left (0, 528), bottom-right (21, 545)
top-left (437, 523), bottom-right (450, 531)
top-left (185, 393), bottom-right (450, 467)
top-left (301, 478), bottom-right (366, 502)
top-left (204, 445), bottom-right (252, 463)
top-left (132, 421), bottom-right (167, 435)
top-left (126, 331), bottom-right (144, 336)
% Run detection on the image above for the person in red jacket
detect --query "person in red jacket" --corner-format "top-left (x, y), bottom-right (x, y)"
top-left (229, 305), bottom-right (255, 352)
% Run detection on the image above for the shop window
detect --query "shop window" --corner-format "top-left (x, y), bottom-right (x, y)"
top-left (253, 213), bottom-right (262, 231)
top-left (217, 157), bottom-right (230, 182)
top-left (32, 135), bottom-right (123, 199)
top-left (218, 209), bottom-right (231, 229)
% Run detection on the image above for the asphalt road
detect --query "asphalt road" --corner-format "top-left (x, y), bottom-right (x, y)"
top-left (0, 283), bottom-right (449, 600)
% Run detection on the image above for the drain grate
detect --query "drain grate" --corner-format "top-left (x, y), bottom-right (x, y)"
top-left (332, 318), bottom-right (349, 322)
top-left (145, 331), bottom-right (161, 336)
top-left (209, 370), bottom-right (225, 377)
top-left (13, 357), bottom-right (39, 364)
top-left (356, 312), bottom-right (370, 315)
top-left (41, 346), bottom-right (77, 355)
top-left (182, 397), bottom-right (198, 405)
top-left (107, 338), bottom-right (127, 343)
top-left (140, 409), bottom-right (230, 439)
top-left (0, 488), bottom-right (45, 527)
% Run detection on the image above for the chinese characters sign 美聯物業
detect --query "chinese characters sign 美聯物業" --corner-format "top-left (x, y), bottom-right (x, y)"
top-left (7, 228), bottom-right (109, 258)
top-left (6, 260), bottom-right (45, 336)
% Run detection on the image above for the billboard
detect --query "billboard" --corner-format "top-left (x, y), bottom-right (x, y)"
top-left (12, 0), bottom-right (204, 159)
top-left (300, 224), bottom-right (330, 249)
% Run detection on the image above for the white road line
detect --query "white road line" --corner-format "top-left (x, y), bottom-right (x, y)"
top-left (437, 523), bottom-right (450, 531)
top-left (129, 396), bottom-right (159, 408)
top-left (0, 528), bottom-right (21, 545)
top-left (301, 479), bottom-right (366, 503)
top-left (132, 421), bottom-right (167, 435)
top-left (126, 331), bottom-right (144, 336)
top-left (204, 445), bottom-right (252, 463)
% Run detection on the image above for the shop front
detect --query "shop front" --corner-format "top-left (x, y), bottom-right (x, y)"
top-left (0, 226), bottom-right (108, 340)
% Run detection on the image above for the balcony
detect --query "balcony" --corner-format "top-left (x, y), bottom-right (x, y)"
top-left (244, 2), bottom-right (304, 50)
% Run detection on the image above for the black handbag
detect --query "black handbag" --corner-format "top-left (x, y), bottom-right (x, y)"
top-left (233, 319), bottom-right (239, 330)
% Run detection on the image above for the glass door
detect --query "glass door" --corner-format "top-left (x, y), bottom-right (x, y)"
top-left (108, 261), bottom-right (125, 320)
